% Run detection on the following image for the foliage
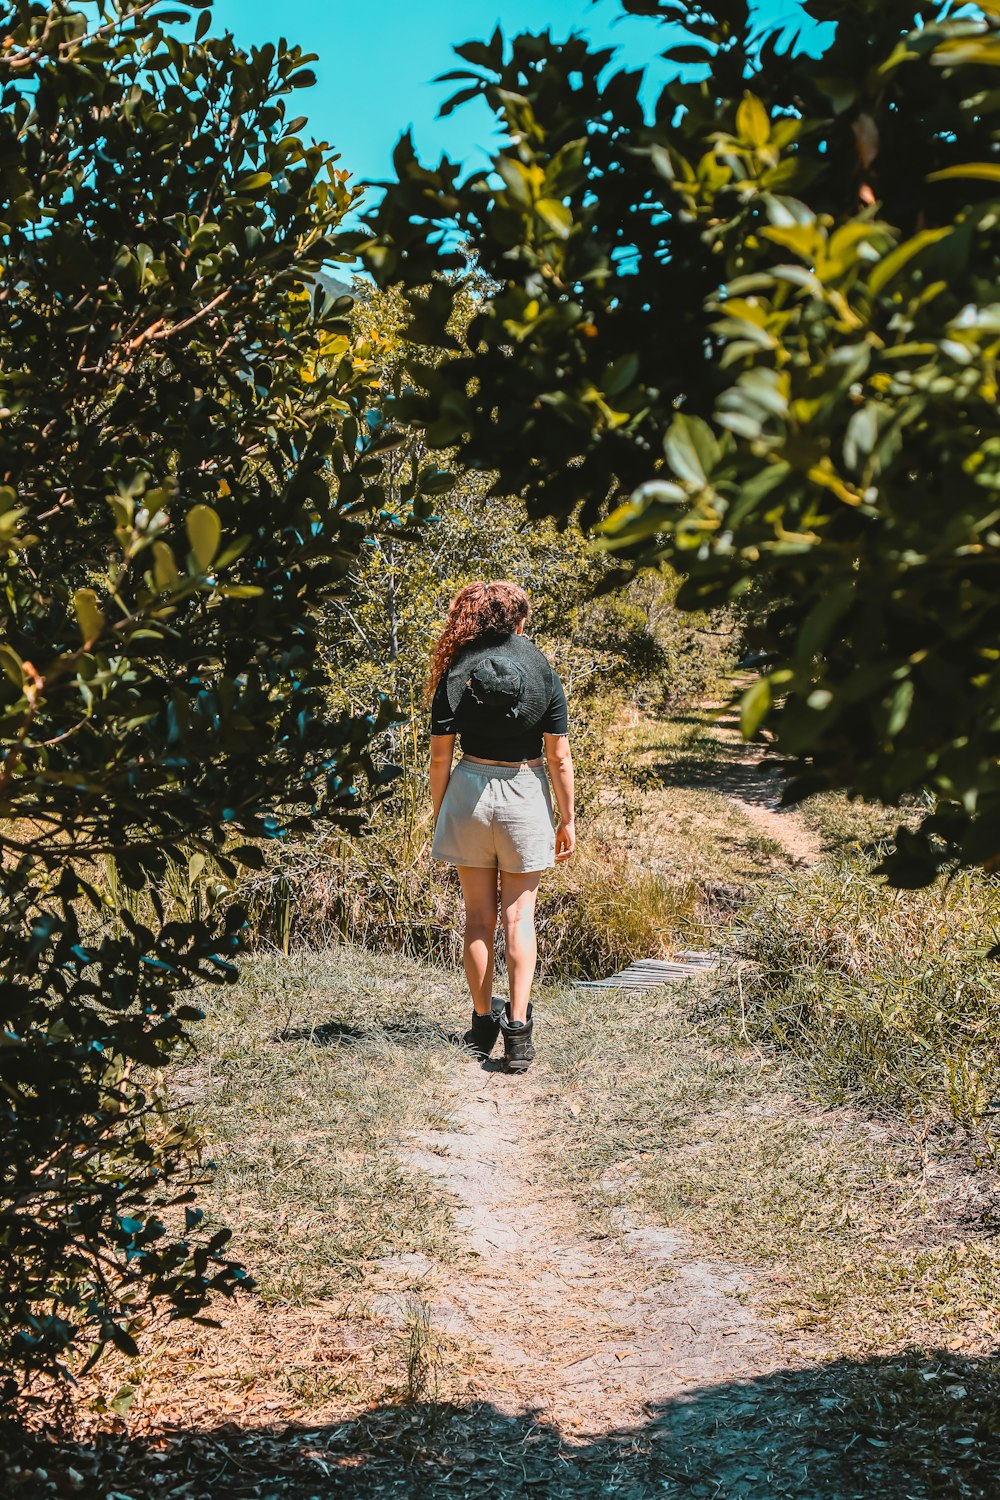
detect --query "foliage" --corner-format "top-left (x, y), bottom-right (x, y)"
top-left (323, 283), bottom-right (627, 713)
top-left (366, 0), bottom-right (1000, 883)
top-left (0, 0), bottom-right (399, 1393)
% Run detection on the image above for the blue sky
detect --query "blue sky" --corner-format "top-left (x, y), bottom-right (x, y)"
top-left (204, 0), bottom-right (824, 190)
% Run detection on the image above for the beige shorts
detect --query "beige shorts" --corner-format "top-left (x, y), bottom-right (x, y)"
top-left (432, 759), bottom-right (556, 873)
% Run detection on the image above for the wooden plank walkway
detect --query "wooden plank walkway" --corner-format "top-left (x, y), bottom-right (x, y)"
top-left (574, 952), bottom-right (720, 991)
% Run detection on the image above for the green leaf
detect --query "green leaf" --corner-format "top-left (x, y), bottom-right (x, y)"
top-left (662, 44), bottom-right (715, 65)
top-left (603, 353), bottom-right (639, 398)
top-left (932, 37), bottom-right (1000, 68)
top-left (843, 405), bottom-right (878, 471)
top-left (868, 227), bottom-right (952, 296)
top-left (186, 505), bottom-right (222, 570)
top-left (109, 1384), bottom-right (136, 1418)
top-left (664, 413), bottom-right (719, 486)
top-left (597, 482), bottom-right (686, 545)
top-left (536, 197), bottom-right (573, 238)
top-left (152, 541), bottom-right (180, 590)
top-left (228, 844), bottom-right (266, 870)
top-left (886, 678), bottom-right (914, 737)
top-left (416, 468), bottom-right (456, 496)
top-left (927, 162), bottom-right (1000, 184)
top-left (741, 676), bottom-right (772, 738)
top-left (73, 588), bottom-right (105, 646)
top-left (236, 170), bottom-right (272, 194)
top-left (496, 156), bottom-right (534, 206)
top-left (0, 644), bottom-right (24, 686)
top-left (760, 223), bottom-right (820, 260)
top-left (736, 93), bottom-right (770, 149)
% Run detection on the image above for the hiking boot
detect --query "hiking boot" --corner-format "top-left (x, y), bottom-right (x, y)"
top-left (463, 996), bottom-right (504, 1059)
top-left (500, 1003), bottom-right (535, 1073)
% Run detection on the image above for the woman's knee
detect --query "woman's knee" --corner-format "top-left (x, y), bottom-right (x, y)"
top-left (464, 908), bottom-right (498, 943)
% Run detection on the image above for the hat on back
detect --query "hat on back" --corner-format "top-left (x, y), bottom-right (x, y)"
top-left (446, 633), bottom-right (552, 725)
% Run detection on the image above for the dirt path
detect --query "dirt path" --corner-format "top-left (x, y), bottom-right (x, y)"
top-left (728, 785), bottom-right (822, 866)
top-left (380, 1055), bottom-right (803, 1438)
top-left (366, 707), bottom-right (826, 1441)
top-left (710, 714), bottom-right (823, 867)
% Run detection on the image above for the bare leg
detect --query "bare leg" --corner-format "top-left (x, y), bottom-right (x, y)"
top-left (456, 865), bottom-right (500, 1016)
top-left (499, 870), bottom-right (542, 1024)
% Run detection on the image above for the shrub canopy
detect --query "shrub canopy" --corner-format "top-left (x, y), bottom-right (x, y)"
top-left (367, 0), bottom-right (1000, 885)
top-left (0, 0), bottom-right (397, 1392)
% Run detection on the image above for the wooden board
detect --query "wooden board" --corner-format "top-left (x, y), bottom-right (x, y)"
top-left (574, 952), bottom-right (719, 990)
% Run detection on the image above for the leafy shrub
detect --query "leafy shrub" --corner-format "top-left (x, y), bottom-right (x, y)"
top-left (729, 854), bottom-right (1000, 1133)
top-left (368, 0), bottom-right (1000, 883)
top-left (0, 2), bottom-right (396, 1395)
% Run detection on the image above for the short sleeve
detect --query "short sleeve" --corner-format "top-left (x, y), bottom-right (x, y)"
top-left (430, 675), bottom-right (457, 736)
top-left (538, 671), bottom-right (569, 736)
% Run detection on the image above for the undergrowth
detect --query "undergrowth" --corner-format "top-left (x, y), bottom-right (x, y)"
top-left (724, 853), bottom-right (1000, 1134)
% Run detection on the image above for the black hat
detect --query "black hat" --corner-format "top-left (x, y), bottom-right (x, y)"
top-left (446, 633), bottom-right (552, 725)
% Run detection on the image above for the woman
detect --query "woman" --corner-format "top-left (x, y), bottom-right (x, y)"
top-left (428, 580), bottom-right (575, 1073)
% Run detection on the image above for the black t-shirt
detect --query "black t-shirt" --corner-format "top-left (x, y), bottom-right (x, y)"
top-left (431, 664), bottom-right (569, 761)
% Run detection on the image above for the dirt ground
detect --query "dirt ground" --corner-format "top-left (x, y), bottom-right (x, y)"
top-left (8, 1027), bottom-right (995, 1499)
top-left (4, 715), bottom-right (998, 1499)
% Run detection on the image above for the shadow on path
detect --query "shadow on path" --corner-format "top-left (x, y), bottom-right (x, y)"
top-left (275, 1018), bottom-right (462, 1048)
top-left (5, 1352), bottom-right (998, 1499)
top-left (642, 735), bottom-right (787, 810)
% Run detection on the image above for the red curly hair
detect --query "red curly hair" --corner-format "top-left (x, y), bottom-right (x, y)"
top-left (426, 581), bottom-right (531, 702)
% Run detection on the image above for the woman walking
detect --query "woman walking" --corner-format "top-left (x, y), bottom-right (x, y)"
top-left (428, 581), bottom-right (575, 1072)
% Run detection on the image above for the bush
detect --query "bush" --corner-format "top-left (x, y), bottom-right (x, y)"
top-left (0, 2), bottom-right (394, 1395)
top-left (367, 0), bottom-right (1000, 884)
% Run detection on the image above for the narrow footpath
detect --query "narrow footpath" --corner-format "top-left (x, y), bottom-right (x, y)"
top-left (395, 1065), bottom-right (783, 1432)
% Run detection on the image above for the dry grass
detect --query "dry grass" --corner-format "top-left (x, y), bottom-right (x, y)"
top-left (586, 782), bottom-right (789, 887)
top-left (533, 974), bottom-right (1000, 1362)
top-left (725, 853), bottom-right (1000, 1129)
top-left (57, 946), bottom-right (508, 1446)
top-left (9, 942), bottom-right (999, 1495)
top-left (179, 947), bottom-right (466, 1303)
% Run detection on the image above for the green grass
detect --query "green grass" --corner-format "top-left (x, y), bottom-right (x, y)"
top-left (798, 788), bottom-right (922, 855)
top-left (724, 851), bottom-right (1000, 1131)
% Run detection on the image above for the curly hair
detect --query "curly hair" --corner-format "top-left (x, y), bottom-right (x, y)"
top-left (426, 581), bottom-right (531, 702)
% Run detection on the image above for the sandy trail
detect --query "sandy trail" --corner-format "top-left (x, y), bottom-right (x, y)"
top-left (377, 1054), bottom-right (803, 1439)
top-left (707, 714), bottom-right (823, 867)
top-left (367, 705), bottom-right (824, 1437)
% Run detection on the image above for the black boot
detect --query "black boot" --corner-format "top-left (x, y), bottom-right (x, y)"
top-left (500, 1003), bottom-right (535, 1073)
top-left (463, 995), bottom-right (504, 1059)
